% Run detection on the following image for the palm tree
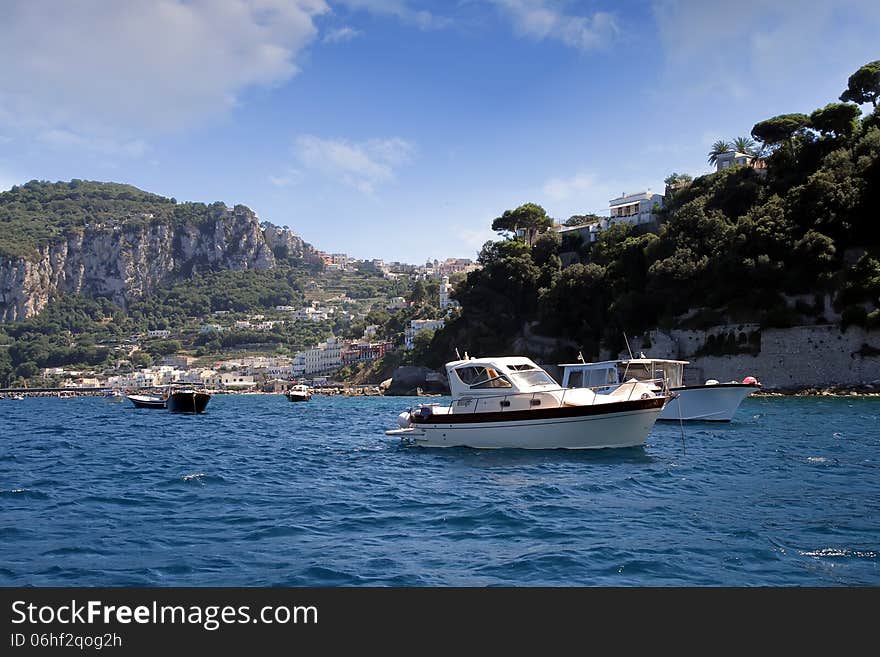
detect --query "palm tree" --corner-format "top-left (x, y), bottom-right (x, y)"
top-left (707, 140), bottom-right (733, 166)
top-left (733, 136), bottom-right (756, 155)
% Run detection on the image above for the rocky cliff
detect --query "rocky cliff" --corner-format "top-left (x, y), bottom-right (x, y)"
top-left (620, 325), bottom-right (880, 390)
top-left (0, 203), bottom-right (311, 321)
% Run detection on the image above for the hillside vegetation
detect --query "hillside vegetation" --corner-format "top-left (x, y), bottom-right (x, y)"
top-left (426, 61), bottom-right (880, 364)
top-left (0, 180), bottom-right (182, 258)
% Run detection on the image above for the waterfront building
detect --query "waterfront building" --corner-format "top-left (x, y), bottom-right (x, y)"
top-left (292, 337), bottom-right (344, 375)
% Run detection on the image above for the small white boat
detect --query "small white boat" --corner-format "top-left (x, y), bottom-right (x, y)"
top-left (127, 394), bottom-right (166, 409)
top-left (386, 356), bottom-right (669, 449)
top-left (286, 384), bottom-right (312, 402)
top-left (559, 358), bottom-right (760, 422)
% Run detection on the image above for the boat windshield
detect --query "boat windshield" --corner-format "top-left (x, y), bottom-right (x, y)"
top-left (618, 362), bottom-right (682, 387)
top-left (453, 365), bottom-right (513, 389)
top-left (567, 367), bottom-right (617, 388)
top-left (509, 370), bottom-right (556, 388)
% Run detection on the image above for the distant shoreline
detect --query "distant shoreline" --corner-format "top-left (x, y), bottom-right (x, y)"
top-left (4, 386), bottom-right (880, 399)
top-left (753, 387), bottom-right (880, 398)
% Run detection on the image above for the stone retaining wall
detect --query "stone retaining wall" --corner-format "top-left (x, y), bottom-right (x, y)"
top-left (625, 325), bottom-right (880, 390)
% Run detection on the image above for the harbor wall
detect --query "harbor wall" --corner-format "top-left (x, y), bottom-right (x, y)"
top-left (624, 325), bottom-right (880, 390)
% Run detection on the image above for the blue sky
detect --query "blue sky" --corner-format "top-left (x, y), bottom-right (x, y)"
top-left (1, 0), bottom-right (878, 263)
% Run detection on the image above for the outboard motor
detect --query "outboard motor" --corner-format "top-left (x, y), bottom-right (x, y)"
top-left (397, 411), bottom-right (412, 428)
top-left (413, 405), bottom-right (433, 421)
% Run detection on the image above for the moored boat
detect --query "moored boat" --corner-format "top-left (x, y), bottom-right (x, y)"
top-left (166, 388), bottom-right (211, 414)
top-left (127, 394), bottom-right (166, 409)
top-left (286, 384), bottom-right (312, 402)
top-left (559, 358), bottom-right (760, 422)
top-left (386, 356), bottom-right (669, 449)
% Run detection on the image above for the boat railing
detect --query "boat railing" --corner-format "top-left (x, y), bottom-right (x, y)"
top-left (457, 378), bottom-right (669, 413)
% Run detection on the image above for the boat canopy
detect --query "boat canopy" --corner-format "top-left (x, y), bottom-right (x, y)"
top-left (445, 357), bottom-right (559, 398)
top-left (559, 358), bottom-right (688, 389)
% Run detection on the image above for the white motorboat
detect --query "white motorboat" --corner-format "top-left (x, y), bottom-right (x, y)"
top-left (286, 384), bottom-right (312, 402)
top-left (386, 356), bottom-right (669, 449)
top-left (127, 393), bottom-right (166, 409)
top-left (559, 358), bottom-right (760, 422)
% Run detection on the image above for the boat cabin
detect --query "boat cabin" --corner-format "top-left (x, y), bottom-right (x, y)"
top-left (446, 357), bottom-right (557, 396)
top-left (559, 358), bottom-right (688, 391)
top-left (444, 356), bottom-right (573, 414)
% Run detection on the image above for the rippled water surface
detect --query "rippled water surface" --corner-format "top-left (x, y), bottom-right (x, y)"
top-left (1, 394), bottom-right (878, 586)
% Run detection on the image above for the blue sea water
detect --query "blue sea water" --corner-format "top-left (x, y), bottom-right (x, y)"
top-left (0, 394), bottom-right (877, 586)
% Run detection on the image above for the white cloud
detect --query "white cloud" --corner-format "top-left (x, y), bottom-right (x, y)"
top-left (0, 0), bottom-right (329, 150)
top-left (268, 168), bottom-right (304, 187)
top-left (294, 134), bottom-right (415, 193)
top-left (37, 129), bottom-right (148, 157)
top-left (542, 171), bottom-right (599, 202)
top-left (488, 0), bottom-right (618, 50)
top-left (456, 226), bottom-right (497, 251)
top-left (653, 0), bottom-right (880, 100)
top-left (0, 168), bottom-right (26, 192)
top-left (323, 26), bottom-right (362, 43)
top-left (334, 0), bottom-right (450, 30)
top-left (539, 170), bottom-right (665, 218)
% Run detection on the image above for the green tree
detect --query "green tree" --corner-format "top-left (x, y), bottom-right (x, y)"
top-left (564, 213), bottom-right (603, 226)
top-left (531, 230), bottom-right (562, 267)
top-left (664, 172), bottom-right (693, 188)
top-left (732, 136), bottom-right (756, 155)
top-left (131, 351), bottom-right (153, 368)
top-left (490, 203), bottom-right (552, 245)
top-left (409, 279), bottom-right (427, 304)
top-left (15, 361), bottom-right (39, 379)
top-left (839, 60), bottom-right (880, 108)
top-left (810, 103), bottom-right (861, 139)
top-left (750, 113), bottom-right (811, 147)
top-left (708, 140), bottom-right (733, 166)
top-left (408, 329), bottom-right (435, 365)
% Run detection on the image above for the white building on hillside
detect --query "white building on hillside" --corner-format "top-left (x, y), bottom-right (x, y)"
top-left (607, 192), bottom-right (664, 228)
top-left (292, 337), bottom-right (344, 375)
top-left (554, 221), bottom-right (604, 245)
top-left (439, 276), bottom-right (459, 309)
top-left (405, 319), bottom-right (445, 350)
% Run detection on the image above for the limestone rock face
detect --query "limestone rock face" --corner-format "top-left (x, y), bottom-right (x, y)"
top-left (0, 205), bottom-right (306, 321)
top-left (384, 366), bottom-right (450, 396)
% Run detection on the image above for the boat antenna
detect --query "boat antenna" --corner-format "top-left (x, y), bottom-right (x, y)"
top-left (455, 347), bottom-right (461, 360)
top-left (623, 333), bottom-right (635, 360)
top-left (577, 351), bottom-right (585, 363)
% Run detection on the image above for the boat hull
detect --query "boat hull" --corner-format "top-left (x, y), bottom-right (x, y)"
top-left (166, 392), bottom-right (211, 414)
top-left (286, 393), bottom-right (311, 402)
top-left (127, 395), bottom-right (166, 409)
top-left (659, 384), bottom-right (757, 421)
top-left (398, 398), bottom-right (665, 449)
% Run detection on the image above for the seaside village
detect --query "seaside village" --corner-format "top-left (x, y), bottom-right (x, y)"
top-left (37, 148), bottom-right (765, 396)
top-left (42, 259), bottom-right (476, 395)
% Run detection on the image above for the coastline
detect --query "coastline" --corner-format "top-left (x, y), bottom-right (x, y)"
top-left (4, 384), bottom-right (880, 399)
top-left (753, 385), bottom-right (880, 398)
